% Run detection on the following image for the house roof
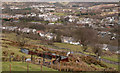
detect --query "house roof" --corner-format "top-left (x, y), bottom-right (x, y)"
top-left (36, 30), bottom-right (44, 33)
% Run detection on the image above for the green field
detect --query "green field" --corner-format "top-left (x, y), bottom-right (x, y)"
top-left (54, 43), bottom-right (83, 52)
top-left (102, 62), bottom-right (118, 70)
top-left (2, 62), bottom-right (56, 71)
top-left (101, 55), bottom-right (119, 62)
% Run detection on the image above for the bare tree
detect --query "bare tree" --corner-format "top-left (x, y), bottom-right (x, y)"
top-left (92, 44), bottom-right (103, 59)
top-left (16, 32), bottom-right (28, 48)
top-left (73, 28), bottom-right (98, 52)
top-left (51, 29), bottom-right (62, 42)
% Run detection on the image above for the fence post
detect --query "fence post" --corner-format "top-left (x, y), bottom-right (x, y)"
top-left (51, 59), bottom-right (53, 69)
top-left (22, 56), bottom-right (24, 62)
top-left (66, 64), bottom-right (68, 72)
top-left (31, 55), bottom-right (33, 62)
top-left (9, 55), bottom-right (11, 62)
top-left (40, 58), bottom-right (43, 71)
top-left (10, 63), bottom-right (11, 73)
top-left (40, 62), bottom-right (42, 71)
top-left (60, 61), bottom-right (61, 71)
top-left (27, 62), bottom-right (29, 73)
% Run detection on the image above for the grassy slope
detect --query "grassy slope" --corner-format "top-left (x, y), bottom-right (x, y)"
top-left (101, 55), bottom-right (119, 62)
top-left (1, 33), bottom-right (56, 71)
top-left (2, 62), bottom-right (56, 71)
top-left (2, 32), bottom-right (119, 71)
top-left (54, 43), bottom-right (119, 63)
top-left (54, 43), bottom-right (83, 52)
top-left (103, 62), bottom-right (118, 71)
top-left (53, 43), bottom-right (119, 70)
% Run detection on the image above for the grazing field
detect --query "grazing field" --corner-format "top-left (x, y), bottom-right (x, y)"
top-left (101, 55), bottom-right (119, 62)
top-left (2, 62), bottom-right (56, 71)
top-left (102, 62), bottom-right (118, 70)
top-left (54, 43), bottom-right (83, 52)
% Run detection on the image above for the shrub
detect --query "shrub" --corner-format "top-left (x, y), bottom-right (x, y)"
top-left (2, 51), bottom-right (8, 56)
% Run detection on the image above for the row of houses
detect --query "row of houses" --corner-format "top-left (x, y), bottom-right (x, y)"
top-left (44, 15), bottom-right (60, 22)
top-left (1, 14), bottom-right (116, 29)
top-left (0, 14), bottom-right (25, 19)
top-left (48, 23), bottom-right (63, 26)
top-left (9, 6), bottom-right (22, 10)
top-left (38, 14), bottom-right (79, 23)
top-left (30, 4), bottom-right (55, 8)
top-left (101, 44), bottom-right (120, 54)
top-left (37, 31), bottom-right (81, 45)
top-left (61, 36), bottom-right (81, 45)
top-left (1, 26), bottom-right (56, 40)
top-left (77, 18), bottom-right (93, 24)
top-left (1, 13), bottom-right (61, 22)
top-left (36, 31), bottom-right (56, 40)
top-left (1, 26), bottom-right (81, 45)
top-left (2, 26), bottom-right (118, 53)
top-left (98, 31), bottom-right (117, 40)
top-left (30, 4), bottom-right (55, 13)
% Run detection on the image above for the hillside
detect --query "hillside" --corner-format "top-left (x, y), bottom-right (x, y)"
top-left (1, 32), bottom-right (119, 71)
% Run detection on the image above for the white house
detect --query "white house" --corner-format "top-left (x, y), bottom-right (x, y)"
top-left (10, 6), bottom-right (21, 10)
top-left (36, 31), bottom-right (44, 37)
top-left (21, 28), bottom-right (31, 33)
top-left (45, 8), bottom-right (55, 11)
top-left (102, 44), bottom-right (109, 51)
top-left (69, 18), bottom-right (75, 22)
top-left (48, 23), bottom-right (55, 25)
top-left (61, 36), bottom-right (80, 45)
top-left (32, 29), bottom-right (36, 34)
top-left (70, 41), bottom-right (80, 45)
top-left (38, 14), bottom-right (47, 18)
top-left (115, 50), bottom-right (120, 54)
top-left (2, 27), bottom-right (6, 30)
top-left (39, 33), bottom-right (45, 37)
top-left (45, 33), bottom-right (54, 40)
top-left (44, 15), bottom-right (60, 22)
top-left (2, 7), bottom-right (4, 10)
